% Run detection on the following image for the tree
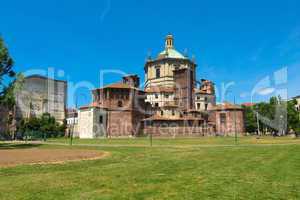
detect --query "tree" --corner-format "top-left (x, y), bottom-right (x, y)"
top-left (244, 96), bottom-right (300, 136)
top-left (242, 105), bottom-right (257, 133)
top-left (0, 73), bottom-right (24, 109)
top-left (17, 113), bottom-right (66, 140)
top-left (0, 37), bottom-right (15, 96)
top-left (0, 37), bottom-right (17, 138)
top-left (287, 99), bottom-right (300, 135)
top-left (0, 73), bottom-right (24, 139)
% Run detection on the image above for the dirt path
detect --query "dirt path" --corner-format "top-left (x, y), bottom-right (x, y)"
top-left (0, 149), bottom-right (109, 167)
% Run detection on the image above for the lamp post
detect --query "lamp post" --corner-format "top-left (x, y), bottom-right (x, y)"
top-left (70, 96), bottom-right (78, 146)
top-left (233, 96), bottom-right (237, 145)
top-left (150, 132), bottom-right (153, 147)
top-left (147, 106), bottom-right (153, 147)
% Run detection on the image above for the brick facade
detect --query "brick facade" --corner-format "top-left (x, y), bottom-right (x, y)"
top-left (174, 68), bottom-right (195, 110)
top-left (143, 120), bottom-right (215, 137)
top-left (87, 76), bottom-right (146, 138)
top-left (107, 111), bottom-right (133, 137)
top-left (212, 104), bottom-right (245, 136)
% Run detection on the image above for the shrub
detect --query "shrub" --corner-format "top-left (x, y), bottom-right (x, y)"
top-left (17, 113), bottom-right (66, 140)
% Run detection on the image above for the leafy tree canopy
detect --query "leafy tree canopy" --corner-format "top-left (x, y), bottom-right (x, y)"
top-left (243, 96), bottom-right (300, 135)
top-left (18, 113), bottom-right (66, 140)
top-left (0, 37), bottom-right (15, 97)
top-left (0, 73), bottom-right (24, 108)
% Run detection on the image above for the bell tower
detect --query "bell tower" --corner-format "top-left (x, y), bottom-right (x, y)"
top-left (165, 34), bottom-right (174, 49)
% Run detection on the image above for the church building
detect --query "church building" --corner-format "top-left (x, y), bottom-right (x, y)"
top-left (77, 35), bottom-right (245, 138)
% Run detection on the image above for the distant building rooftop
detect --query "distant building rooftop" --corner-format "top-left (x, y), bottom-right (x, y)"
top-left (93, 82), bottom-right (143, 92)
top-left (25, 74), bottom-right (67, 83)
top-left (211, 102), bottom-right (243, 111)
top-left (293, 95), bottom-right (300, 99)
top-left (241, 102), bottom-right (256, 107)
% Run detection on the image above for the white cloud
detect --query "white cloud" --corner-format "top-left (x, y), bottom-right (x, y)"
top-left (257, 87), bottom-right (275, 95)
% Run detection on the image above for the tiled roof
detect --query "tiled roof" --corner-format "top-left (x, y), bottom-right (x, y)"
top-left (103, 82), bottom-right (132, 89)
top-left (241, 102), bottom-right (256, 107)
top-left (211, 103), bottom-right (243, 111)
top-left (93, 82), bottom-right (144, 92)
top-left (90, 102), bottom-right (99, 107)
top-left (79, 102), bottom-right (107, 110)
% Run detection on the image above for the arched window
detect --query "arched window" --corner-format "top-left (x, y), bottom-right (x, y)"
top-left (197, 103), bottom-right (201, 110)
top-left (220, 113), bottom-right (226, 124)
top-left (156, 67), bottom-right (160, 78)
top-left (205, 104), bottom-right (208, 111)
top-left (118, 101), bottom-right (123, 107)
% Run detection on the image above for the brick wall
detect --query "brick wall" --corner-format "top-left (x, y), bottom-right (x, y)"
top-left (174, 68), bottom-right (194, 110)
top-left (97, 89), bottom-right (132, 110)
top-left (107, 111), bottom-right (133, 137)
top-left (215, 110), bottom-right (245, 136)
top-left (143, 121), bottom-right (215, 137)
top-left (92, 86), bottom-right (146, 137)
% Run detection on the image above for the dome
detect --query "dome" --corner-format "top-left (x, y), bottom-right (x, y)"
top-left (158, 49), bottom-right (186, 59)
top-left (157, 34), bottom-right (187, 59)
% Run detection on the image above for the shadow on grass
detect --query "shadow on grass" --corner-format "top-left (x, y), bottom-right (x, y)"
top-left (0, 143), bottom-right (42, 150)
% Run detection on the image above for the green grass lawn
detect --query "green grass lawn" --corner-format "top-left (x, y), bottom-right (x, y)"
top-left (47, 135), bottom-right (300, 146)
top-left (1, 137), bottom-right (300, 200)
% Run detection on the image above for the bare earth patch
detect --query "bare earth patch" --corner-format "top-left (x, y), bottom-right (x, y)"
top-left (0, 149), bottom-right (109, 167)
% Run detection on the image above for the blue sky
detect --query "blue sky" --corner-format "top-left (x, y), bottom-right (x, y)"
top-left (1, 0), bottom-right (299, 107)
